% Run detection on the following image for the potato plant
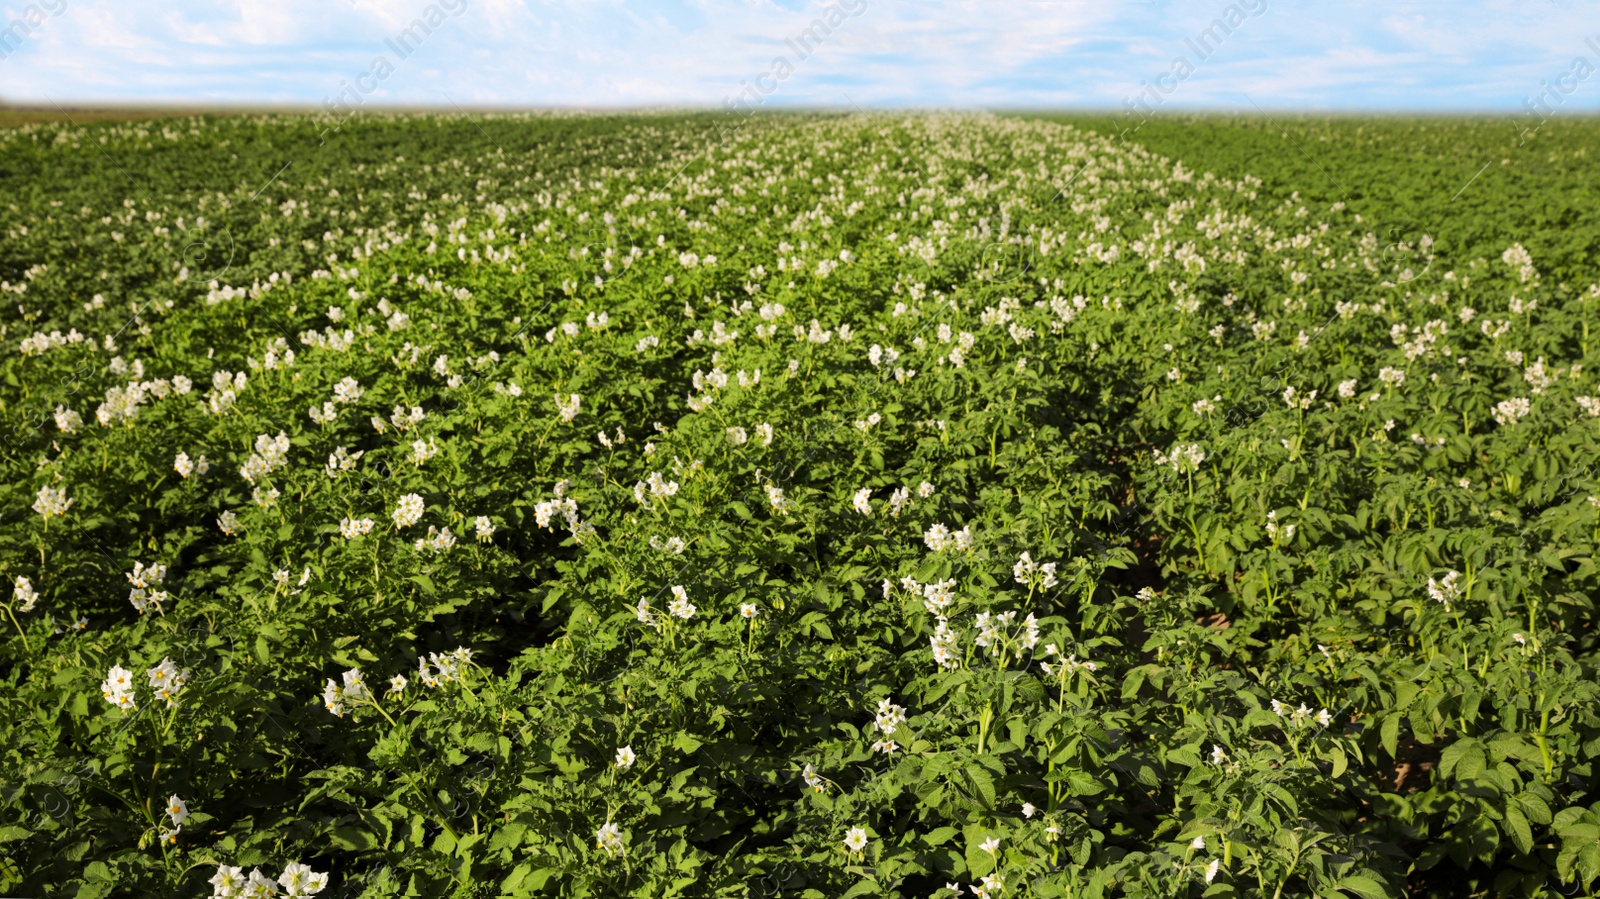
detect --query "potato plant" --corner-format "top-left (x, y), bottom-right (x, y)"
top-left (0, 110), bottom-right (1598, 899)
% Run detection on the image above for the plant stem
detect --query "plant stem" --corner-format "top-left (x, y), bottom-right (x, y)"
top-left (2, 604), bottom-right (31, 653)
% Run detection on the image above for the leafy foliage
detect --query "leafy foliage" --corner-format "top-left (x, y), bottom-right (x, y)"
top-left (1, 110), bottom-right (1598, 898)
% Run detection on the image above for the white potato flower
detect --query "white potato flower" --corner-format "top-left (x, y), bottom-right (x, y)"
top-left (668, 585), bottom-right (696, 619)
top-left (101, 664), bottom-right (137, 711)
top-left (332, 377), bottom-right (363, 404)
top-left (209, 865), bottom-right (246, 897)
top-left (54, 405), bottom-right (82, 433)
top-left (166, 795), bottom-right (190, 827)
top-left (277, 862), bottom-right (329, 897)
top-left (392, 494), bottom-right (425, 528)
top-left (14, 576), bottom-right (37, 612)
top-left (852, 488), bottom-right (872, 516)
top-left (33, 484), bottom-right (72, 518)
top-left (803, 762), bottom-right (824, 793)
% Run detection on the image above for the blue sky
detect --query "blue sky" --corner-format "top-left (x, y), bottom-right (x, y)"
top-left (0, 0), bottom-right (1597, 112)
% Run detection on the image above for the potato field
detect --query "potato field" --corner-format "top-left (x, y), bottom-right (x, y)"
top-left (2, 110), bottom-right (1600, 899)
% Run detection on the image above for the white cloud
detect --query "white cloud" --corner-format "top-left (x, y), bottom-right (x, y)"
top-left (0, 0), bottom-right (1595, 109)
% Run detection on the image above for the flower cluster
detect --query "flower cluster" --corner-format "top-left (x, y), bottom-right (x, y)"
top-left (100, 664), bottom-right (137, 711)
top-left (326, 446), bottom-right (362, 478)
top-left (161, 795), bottom-right (189, 845)
top-left (1281, 386), bottom-right (1317, 410)
top-left (323, 668), bottom-right (371, 716)
top-left (852, 487), bottom-right (873, 515)
top-left (392, 493), bottom-right (425, 528)
top-left (1265, 510), bottom-right (1295, 546)
top-left (1268, 698), bottom-right (1334, 728)
top-left (412, 525), bottom-right (457, 553)
top-left (1493, 396), bottom-right (1531, 427)
top-left (923, 522), bottom-right (973, 552)
top-left (14, 575), bottom-right (37, 613)
top-left (1039, 643), bottom-right (1098, 677)
top-left (146, 657), bottom-right (191, 706)
top-left (766, 484), bottom-right (788, 513)
top-left (101, 658), bottom-right (190, 711)
top-left (410, 438), bottom-right (439, 465)
top-left (173, 451), bottom-right (209, 478)
top-left (240, 431), bottom-right (290, 484)
top-left (535, 496), bottom-right (580, 530)
top-left (974, 610), bottom-right (1041, 658)
top-left (1013, 551), bottom-right (1059, 591)
top-left (332, 376), bottom-right (363, 404)
top-left (869, 697), bottom-right (908, 754)
top-left (207, 862), bottom-right (328, 898)
top-left (634, 471), bottom-right (679, 506)
top-left (649, 534), bottom-right (686, 554)
top-left (1154, 443), bottom-right (1206, 473)
top-left (929, 617), bottom-right (961, 669)
top-left (417, 647), bottom-right (473, 687)
top-left (1428, 569), bottom-right (1462, 611)
top-left (33, 484), bottom-right (72, 518)
top-left (667, 585), bottom-right (696, 620)
top-left (126, 561), bottom-right (171, 615)
top-left (555, 392), bottom-right (581, 422)
top-left (375, 404), bottom-right (426, 433)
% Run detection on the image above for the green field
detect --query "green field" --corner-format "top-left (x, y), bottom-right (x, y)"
top-left (2, 110), bottom-right (1599, 899)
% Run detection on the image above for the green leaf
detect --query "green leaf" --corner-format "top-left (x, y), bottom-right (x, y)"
top-left (1327, 744), bottom-right (1347, 779)
top-left (1166, 743), bottom-right (1202, 769)
top-left (840, 880), bottom-right (880, 899)
top-left (1336, 875), bottom-right (1390, 899)
top-left (961, 764), bottom-right (996, 808)
top-left (1393, 680), bottom-right (1421, 710)
top-left (1504, 806), bottom-right (1534, 855)
top-left (330, 826), bottom-right (378, 851)
top-left (1066, 770), bottom-right (1104, 796)
top-left (1516, 792), bottom-right (1553, 825)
